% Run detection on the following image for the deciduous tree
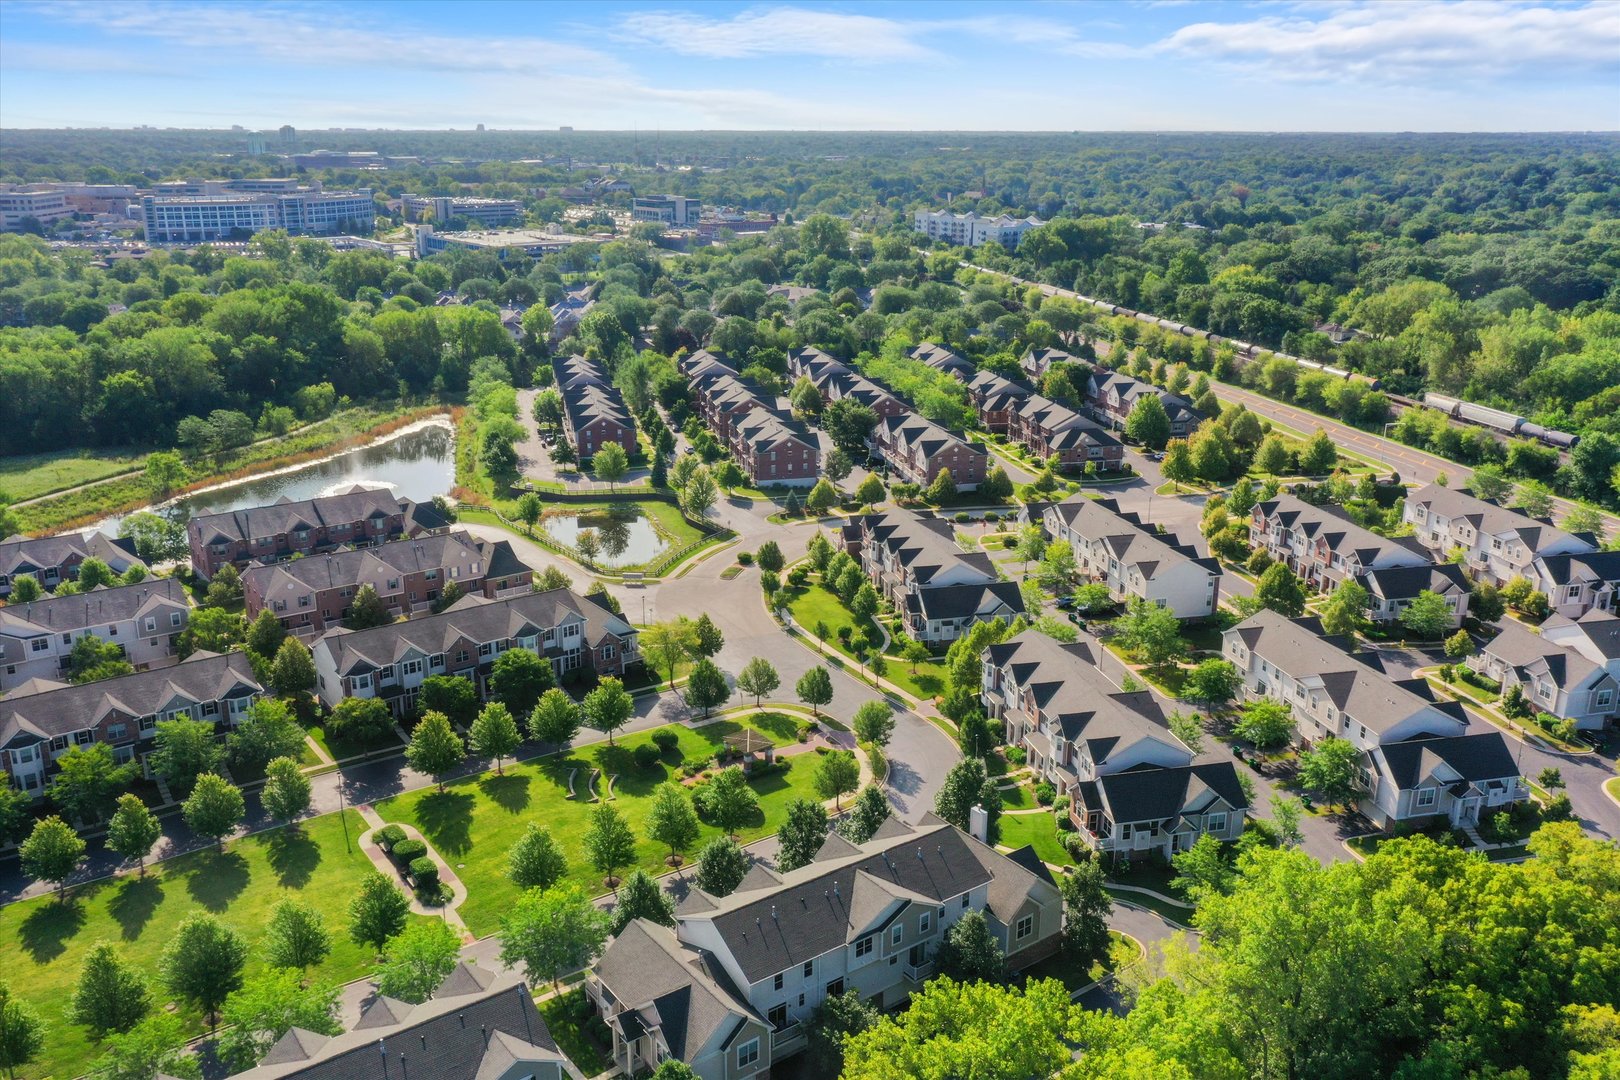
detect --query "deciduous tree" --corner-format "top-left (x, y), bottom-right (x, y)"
top-left (697, 766), bottom-right (759, 837)
top-left (735, 656), bottom-right (780, 706)
top-left (106, 793), bottom-right (162, 875)
top-left (694, 836), bottom-right (749, 897)
top-left (69, 940), bottom-right (151, 1038)
top-left (527, 688), bottom-right (581, 755)
top-left (583, 676), bottom-right (634, 746)
top-left (406, 712), bottom-right (465, 792)
top-left (263, 899), bottom-right (331, 974)
top-left (776, 798), bottom-right (830, 873)
top-left (489, 648), bottom-right (555, 717)
top-left (584, 801), bottom-right (636, 891)
top-left (376, 920), bottom-right (461, 1005)
top-left (21, 815), bottom-right (85, 897)
top-left (645, 782), bottom-right (700, 866)
top-left (216, 968), bottom-right (340, 1070)
top-left (611, 869), bottom-right (675, 933)
top-left (795, 665), bottom-right (833, 717)
top-left (469, 701), bottom-right (521, 774)
top-left (349, 871), bottom-right (409, 956)
top-left (162, 912), bottom-right (248, 1026)
top-left (498, 883), bottom-right (610, 988)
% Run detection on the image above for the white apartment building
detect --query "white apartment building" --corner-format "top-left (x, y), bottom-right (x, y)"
top-left (142, 188), bottom-right (375, 242)
top-left (0, 579), bottom-right (191, 693)
top-left (1042, 495), bottom-right (1221, 618)
top-left (632, 195), bottom-right (702, 226)
top-left (0, 189), bottom-right (73, 231)
top-left (912, 210), bottom-right (1045, 248)
top-left (401, 194), bottom-right (523, 228)
top-left (1402, 483), bottom-right (1594, 586)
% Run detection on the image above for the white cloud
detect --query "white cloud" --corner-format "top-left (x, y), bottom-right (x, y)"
top-left (1159, 0), bottom-right (1620, 82)
top-left (616, 5), bottom-right (939, 61)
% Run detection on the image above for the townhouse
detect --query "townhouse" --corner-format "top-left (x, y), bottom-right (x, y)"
top-left (871, 413), bottom-right (987, 491)
top-left (1223, 610), bottom-right (1522, 828)
top-left (0, 532), bottom-right (146, 599)
top-left (786, 348), bottom-right (907, 420)
top-left (1529, 549), bottom-right (1620, 619)
top-left (907, 341), bottom-right (975, 381)
top-left (981, 630), bottom-right (1247, 859)
top-left (842, 510), bottom-right (1024, 643)
top-left (1021, 346), bottom-right (1082, 381)
top-left (1471, 611), bottom-right (1620, 731)
top-left (0, 578), bottom-right (191, 692)
top-left (237, 964), bottom-right (574, 1080)
top-left (681, 351), bottom-right (820, 486)
top-left (555, 354), bottom-right (638, 459)
top-left (1042, 495), bottom-right (1220, 618)
top-left (965, 370), bottom-right (1031, 434)
top-left (1401, 483), bottom-right (1595, 587)
top-left (242, 531), bottom-right (533, 635)
top-left (1361, 563), bottom-right (1473, 628)
top-left (589, 815), bottom-right (1061, 1079)
top-left (187, 486), bottom-right (452, 581)
top-left (1250, 495), bottom-right (1461, 624)
top-left (310, 588), bottom-right (638, 715)
top-left (1008, 393), bottom-right (1124, 471)
top-left (1, 651), bottom-right (262, 798)
top-left (1087, 371), bottom-right (1202, 438)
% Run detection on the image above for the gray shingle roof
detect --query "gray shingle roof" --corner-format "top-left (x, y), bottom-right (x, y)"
top-left (1048, 496), bottom-right (1217, 580)
top-left (1407, 484), bottom-right (1592, 555)
top-left (1377, 732), bottom-right (1519, 790)
top-left (1359, 562), bottom-right (1470, 600)
top-left (0, 650), bottom-right (261, 749)
top-left (913, 580), bottom-right (1025, 623)
top-left (1255, 494), bottom-right (1430, 571)
top-left (0, 531), bottom-right (144, 578)
top-left (188, 486), bottom-right (447, 548)
top-left (1080, 762), bottom-right (1249, 825)
top-left (594, 919), bottom-right (759, 1061)
top-left (0, 577), bottom-right (187, 638)
top-left (242, 531), bottom-right (517, 599)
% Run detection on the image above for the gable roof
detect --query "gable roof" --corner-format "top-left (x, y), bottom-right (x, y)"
top-left (0, 651), bottom-right (262, 750)
top-left (1480, 619), bottom-right (1606, 691)
top-left (311, 587), bottom-right (634, 677)
top-left (1255, 494), bottom-right (1430, 571)
top-left (241, 531), bottom-right (519, 600)
top-left (593, 919), bottom-right (759, 1061)
top-left (912, 580), bottom-right (1025, 623)
top-left (1047, 496), bottom-right (1217, 580)
top-left (908, 342), bottom-right (975, 379)
top-left (187, 486), bottom-right (447, 548)
top-left (876, 413), bottom-right (985, 466)
top-left (0, 531), bottom-right (144, 578)
top-left (1359, 561), bottom-right (1471, 600)
top-left (1406, 484), bottom-right (1594, 556)
top-left (1376, 732), bottom-right (1520, 791)
top-left (856, 509), bottom-right (996, 588)
top-left (1078, 762), bottom-right (1250, 826)
top-left (0, 577), bottom-right (188, 639)
top-left (236, 969), bottom-right (569, 1080)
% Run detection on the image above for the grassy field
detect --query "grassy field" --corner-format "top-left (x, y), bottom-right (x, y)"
top-left (997, 782), bottom-right (1038, 811)
top-left (783, 579), bottom-right (951, 700)
top-left (306, 719), bottom-right (404, 764)
top-left (375, 717), bottom-right (818, 936)
top-left (996, 811), bottom-right (1075, 867)
top-left (0, 810), bottom-right (383, 1080)
top-left (0, 449), bottom-right (150, 502)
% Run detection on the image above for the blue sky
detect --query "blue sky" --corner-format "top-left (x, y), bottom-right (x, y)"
top-left (2, 1), bottom-right (1617, 131)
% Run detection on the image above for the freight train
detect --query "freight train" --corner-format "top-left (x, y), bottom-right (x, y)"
top-left (1419, 394), bottom-right (1580, 449)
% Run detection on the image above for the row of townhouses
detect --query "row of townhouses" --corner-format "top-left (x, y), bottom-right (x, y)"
top-left (0, 578), bottom-right (191, 693)
top-left (1037, 495), bottom-right (1221, 619)
top-left (681, 350), bottom-right (821, 487)
top-left (1087, 370), bottom-right (1203, 439)
top-left (1402, 484), bottom-right (1615, 610)
top-left (981, 630), bottom-right (1249, 859)
top-left (589, 815), bottom-right (1062, 1079)
top-left (187, 486), bottom-right (452, 581)
top-left (0, 531), bottom-right (146, 599)
top-left (1223, 610), bottom-right (1523, 828)
top-left (556, 354), bottom-right (639, 460)
top-left (790, 347), bottom-right (987, 491)
top-left (313, 588), bottom-right (638, 714)
top-left (1472, 610), bottom-right (1620, 731)
top-left (242, 530), bottom-right (534, 636)
top-left (1250, 493), bottom-right (1471, 628)
top-left (837, 509), bottom-right (1024, 643)
top-left (1, 651), bottom-right (262, 797)
top-left (240, 963), bottom-right (576, 1079)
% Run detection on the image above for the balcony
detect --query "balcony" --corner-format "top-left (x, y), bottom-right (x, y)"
top-left (771, 1022), bottom-right (806, 1054)
top-left (903, 960), bottom-right (935, 981)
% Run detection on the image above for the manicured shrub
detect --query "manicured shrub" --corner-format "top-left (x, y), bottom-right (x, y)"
top-left (954, 512), bottom-right (971, 523)
top-left (409, 857), bottom-right (439, 891)
top-left (1035, 782), bottom-right (1056, 806)
top-left (633, 744), bottom-right (661, 769)
top-left (391, 838), bottom-right (427, 863)
top-left (375, 824), bottom-right (406, 851)
top-left (737, 551), bottom-right (754, 566)
top-left (651, 730), bottom-right (679, 753)
top-left (1005, 747), bottom-right (1027, 766)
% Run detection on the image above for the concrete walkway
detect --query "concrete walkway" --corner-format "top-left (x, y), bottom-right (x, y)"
top-left (354, 804), bottom-right (473, 941)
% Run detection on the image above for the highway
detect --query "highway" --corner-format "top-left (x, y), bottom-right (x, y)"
top-left (973, 265), bottom-right (1618, 532)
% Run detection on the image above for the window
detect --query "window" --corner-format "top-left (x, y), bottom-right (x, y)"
top-left (1015, 915), bottom-right (1034, 941)
top-left (107, 724), bottom-right (127, 740)
top-left (737, 1038), bottom-right (759, 1069)
top-left (773, 972), bottom-right (784, 991)
top-left (890, 924), bottom-right (903, 947)
top-left (767, 1003), bottom-right (789, 1030)
top-left (402, 659), bottom-right (422, 677)
top-left (854, 936), bottom-right (873, 959)
top-left (387, 578), bottom-right (400, 591)
top-left (145, 617), bottom-right (157, 633)
top-left (1415, 787), bottom-right (1437, 809)
top-left (74, 730), bottom-right (94, 746)
top-left (30, 638), bottom-right (48, 653)
top-left (1205, 813), bottom-right (1228, 834)
top-left (962, 894), bottom-right (970, 909)
top-left (50, 735), bottom-right (68, 751)
top-left (919, 912), bottom-right (931, 935)
top-left (802, 960), bottom-right (812, 978)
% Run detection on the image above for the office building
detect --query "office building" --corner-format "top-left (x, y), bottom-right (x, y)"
top-left (632, 194), bottom-right (702, 226)
top-left (401, 193), bottom-right (524, 228)
top-left (912, 210), bottom-right (1045, 249)
top-left (0, 188), bottom-right (73, 232)
top-left (142, 187), bottom-right (375, 242)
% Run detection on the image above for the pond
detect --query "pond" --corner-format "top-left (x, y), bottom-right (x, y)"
top-left (95, 419), bottom-right (455, 534)
top-left (541, 505), bottom-right (669, 568)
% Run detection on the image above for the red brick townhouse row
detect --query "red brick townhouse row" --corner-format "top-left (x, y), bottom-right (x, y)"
top-left (187, 485), bottom-right (453, 581)
top-left (555, 354), bottom-right (638, 459)
top-left (871, 413), bottom-right (987, 491)
top-left (242, 530), bottom-right (535, 635)
top-left (786, 347), bottom-right (908, 420)
top-left (1087, 370), bottom-right (1203, 438)
top-left (0, 531), bottom-right (146, 599)
top-left (681, 350), bottom-right (821, 486)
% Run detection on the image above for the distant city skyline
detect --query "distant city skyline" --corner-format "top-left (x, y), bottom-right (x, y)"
top-left (2, 0), bottom-right (1617, 132)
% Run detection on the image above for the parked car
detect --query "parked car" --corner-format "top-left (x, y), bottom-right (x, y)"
top-left (1055, 596), bottom-right (1076, 610)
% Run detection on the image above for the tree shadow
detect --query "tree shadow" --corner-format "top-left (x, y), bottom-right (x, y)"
top-left (18, 897), bottom-right (86, 963)
top-left (184, 850), bottom-right (249, 912)
top-left (264, 826), bottom-right (322, 889)
top-left (108, 876), bottom-right (163, 941)
top-left (479, 772), bottom-right (532, 815)
top-left (414, 789), bottom-right (475, 857)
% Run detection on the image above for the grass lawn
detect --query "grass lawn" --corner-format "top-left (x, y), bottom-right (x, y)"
top-left (0, 810), bottom-right (383, 1080)
top-left (1014, 930), bottom-right (1133, 993)
top-left (783, 582), bottom-right (882, 658)
top-left (883, 654), bottom-right (951, 701)
top-left (1430, 674), bottom-right (1500, 707)
top-left (1103, 885), bottom-right (1195, 926)
top-left (997, 783), bottom-right (1038, 811)
top-left (306, 719), bottom-right (404, 763)
top-left (375, 719), bottom-right (822, 936)
top-left (537, 988), bottom-right (614, 1077)
top-left (0, 448), bottom-right (148, 502)
top-left (1606, 777), bottom-right (1620, 805)
top-left (996, 811), bottom-right (1075, 867)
